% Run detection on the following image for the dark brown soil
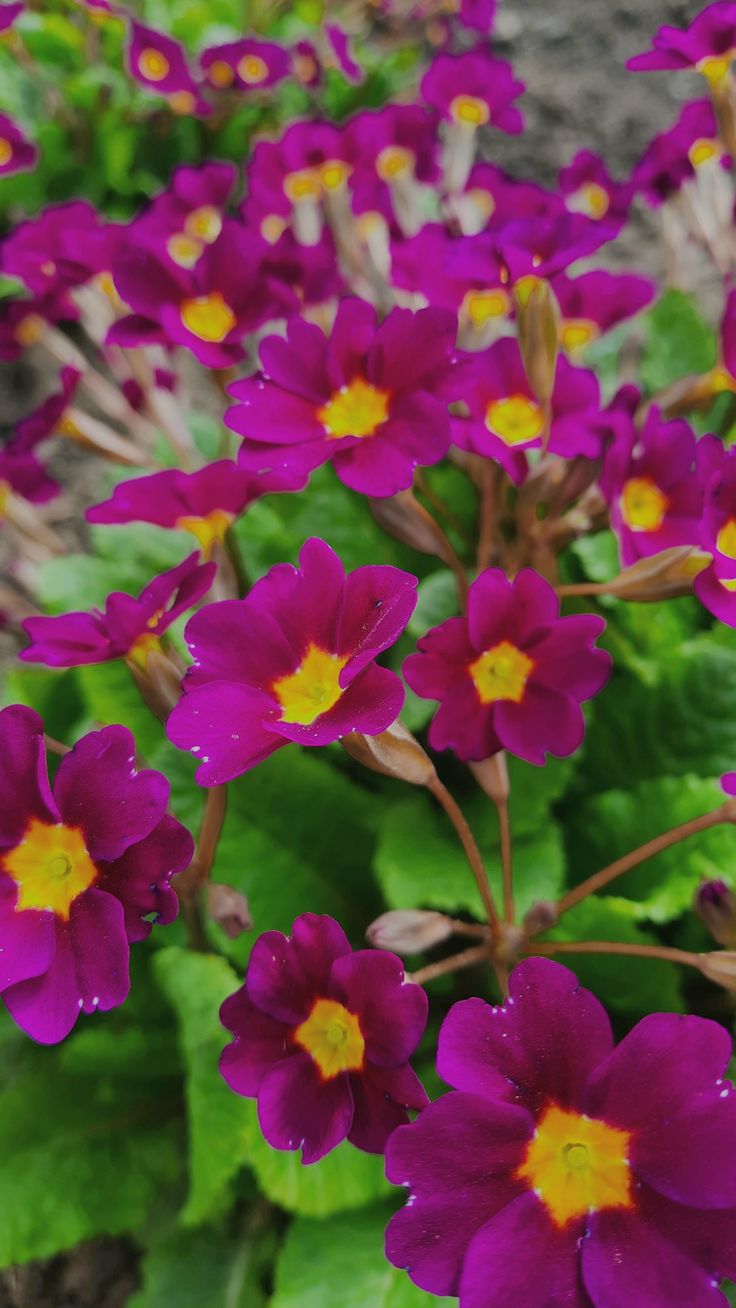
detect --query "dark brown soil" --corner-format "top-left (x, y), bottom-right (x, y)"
top-left (0, 1240), bottom-right (140, 1308)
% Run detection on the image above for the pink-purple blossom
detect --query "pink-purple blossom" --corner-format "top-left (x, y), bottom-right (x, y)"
top-left (0, 112), bottom-right (37, 177)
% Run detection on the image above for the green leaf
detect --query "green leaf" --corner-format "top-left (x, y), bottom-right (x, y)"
top-left (129, 1218), bottom-right (272, 1308)
top-left (543, 897), bottom-right (684, 1015)
top-left (0, 1041), bottom-right (182, 1265)
top-left (564, 774), bottom-right (735, 924)
top-left (408, 569), bottom-right (458, 639)
top-left (640, 289), bottom-right (716, 394)
top-left (243, 1118), bottom-right (390, 1217)
top-left (375, 784), bottom-right (565, 928)
top-left (271, 1203), bottom-right (452, 1308)
top-left (153, 947), bottom-right (252, 1226)
top-left (77, 659), bottom-right (168, 759)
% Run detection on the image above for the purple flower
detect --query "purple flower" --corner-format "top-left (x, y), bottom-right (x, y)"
top-left (132, 161), bottom-right (237, 268)
top-left (695, 444), bottom-right (736, 625)
top-left (600, 406), bottom-right (704, 566)
top-left (244, 120), bottom-right (355, 248)
top-left (0, 2), bottom-right (23, 33)
top-left (325, 23), bottom-right (363, 82)
top-left (11, 366), bottom-right (81, 453)
top-left (86, 461), bottom-right (299, 557)
top-left (0, 449), bottom-right (58, 511)
top-left (403, 567), bottom-right (610, 765)
top-left (227, 298), bottom-right (458, 497)
top-left (420, 50), bottom-right (525, 134)
top-left (108, 221), bottom-right (290, 367)
top-left (0, 706), bottom-right (192, 1044)
top-left (628, 2), bottom-right (736, 87)
top-left (0, 293), bottom-right (77, 363)
top-left (1, 201), bottom-right (122, 296)
top-left (291, 40), bottom-right (322, 88)
top-left (552, 270), bottom-right (657, 353)
top-left (200, 38), bottom-right (290, 90)
top-left (633, 100), bottom-right (729, 206)
top-left (451, 338), bottom-right (606, 483)
top-left (346, 105), bottom-right (439, 226)
top-left (0, 112), bottom-right (37, 176)
top-left (558, 150), bottom-right (632, 224)
top-left (390, 223), bottom-right (511, 333)
top-left (449, 212), bottom-right (615, 290)
top-left (386, 957), bottom-right (736, 1307)
top-left (220, 912), bottom-right (427, 1163)
top-left (456, 0), bottom-right (495, 32)
top-left (166, 537), bottom-right (417, 784)
top-left (21, 553), bottom-right (215, 669)
top-left (127, 21), bottom-right (210, 116)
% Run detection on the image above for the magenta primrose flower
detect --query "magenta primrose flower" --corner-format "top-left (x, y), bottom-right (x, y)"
top-left (456, 0), bottom-right (496, 32)
top-left (21, 553), bottom-right (215, 669)
top-left (200, 37), bottom-right (290, 90)
top-left (11, 366), bottom-right (81, 453)
top-left (0, 706), bottom-right (193, 1044)
top-left (127, 21), bottom-right (209, 116)
top-left (633, 100), bottom-right (729, 206)
top-left (451, 338), bottom-right (606, 483)
top-left (403, 567), bottom-right (610, 765)
top-left (346, 105), bottom-right (439, 224)
top-left (132, 162), bottom-right (237, 269)
top-left (0, 292), bottom-right (76, 363)
top-left (0, 448), bottom-right (58, 512)
top-left (386, 956), bottom-right (736, 1307)
top-left (628, 1), bottom-right (736, 87)
top-left (1, 201), bottom-right (121, 297)
top-left (227, 298), bottom-right (458, 497)
top-left (220, 912), bottom-right (428, 1163)
top-left (108, 221), bottom-right (289, 367)
top-left (695, 444), bottom-right (736, 626)
top-left (390, 224), bottom-right (511, 333)
top-left (600, 405), bottom-right (705, 566)
top-left (449, 212), bottom-right (614, 290)
top-left (552, 270), bottom-right (657, 354)
top-left (87, 461), bottom-right (298, 556)
top-left (420, 50), bottom-right (525, 135)
top-left (558, 149), bottom-right (632, 224)
top-left (166, 537), bottom-right (417, 784)
top-left (0, 112), bottom-right (37, 177)
top-left (0, 1), bottom-right (23, 33)
top-left (324, 23), bottom-right (363, 82)
top-left (245, 121), bottom-right (354, 248)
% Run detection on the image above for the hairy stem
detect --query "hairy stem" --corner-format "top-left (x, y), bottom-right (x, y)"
top-left (409, 943), bottom-right (489, 985)
top-left (427, 776), bottom-right (501, 934)
top-left (527, 940), bottom-right (701, 968)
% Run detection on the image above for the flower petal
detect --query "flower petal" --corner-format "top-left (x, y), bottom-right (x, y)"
top-left (582, 1208), bottom-right (727, 1308)
top-left (460, 1192), bottom-right (587, 1308)
top-left (257, 1050), bottom-right (354, 1163)
top-left (54, 725), bottom-right (169, 860)
top-left (329, 949), bottom-right (427, 1065)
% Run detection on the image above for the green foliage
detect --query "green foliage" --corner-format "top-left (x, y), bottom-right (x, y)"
top-left (271, 1204), bottom-right (452, 1308)
top-left (129, 1219), bottom-right (270, 1308)
top-left (640, 289), bottom-right (717, 394)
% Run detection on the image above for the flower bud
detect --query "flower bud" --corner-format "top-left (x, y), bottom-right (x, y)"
top-left (606, 545), bottom-right (709, 602)
top-left (698, 950), bottom-right (736, 993)
top-left (514, 276), bottom-right (559, 410)
top-left (469, 753), bottom-right (509, 804)
top-left (342, 720), bottom-right (437, 787)
top-left (522, 900), bottom-right (559, 937)
top-left (367, 909), bottom-right (454, 954)
top-left (695, 880), bottom-right (736, 947)
top-left (208, 883), bottom-right (252, 939)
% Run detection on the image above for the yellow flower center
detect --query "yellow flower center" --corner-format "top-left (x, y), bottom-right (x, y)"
top-left (138, 47), bottom-right (170, 81)
top-left (180, 291), bottom-right (236, 343)
top-left (320, 159), bottom-right (352, 191)
top-left (167, 233), bottom-right (204, 268)
top-left (237, 53), bottom-right (269, 84)
top-left (697, 54), bottom-right (733, 87)
top-left (207, 58), bottom-right (234, 88)
top-left (283, 168), bottom-right (322, 203)
top-left (272, 643), bottom-right (349, 725)
top-left (569, 182), bottom-right (610, 219)
top-left (57, 413), bottom-right (84, 440)
top-left (293, 998), bottom-right (365, 1080)
top-left (168, 91), bottom-right (196, 115)
top-left (516, 1104), bottom-right (633, 1228)
top-left (125, 631), bottom-right (163, 671)
top-left (317, 376), bottom-right (391, 440)
top-left (0, 137), bottom-right (13, 167)
top-left (184, 205), bottom-right (223, 244)
top-left (485, 395), bottom-right (545, 446)
top-left (462, 288), bottom-right (511, 327)
top-left (619, 476), bottom-right (669, 532)
top-left (468, 639), bottom-right (535, 705)
top-left (260, 214), bottom-right (288, 244)
top-left (708, 365), bottom-right (736, 395)
top-left (560, 318), bottom-right (599, 353)
top-left (176, 508), bottom-right (234, 558)
top-left (449, 94), bottom-right (490, 127)
top-left (689, 137), bottom-right (722, 168)
top-left (15, 313), bottom-right (44, 347)
top-left (2, 817), bottom-right (98, 921)
top-left (376, 145), bottom-right (415, 180)
top-left (0, 479), bottom-right (10, 517)
top-left (716, 517), bottom-right (736, 559)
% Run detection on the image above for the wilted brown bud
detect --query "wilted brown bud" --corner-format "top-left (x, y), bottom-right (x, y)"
top-left (695, 880), bottom-right (736, 947)
top-left (342, 721), bottom-right (437, 786)
top-left (698, 951), bottom-right (736, 993)
top-left (208, 883), bottom-right (252, 939)
top-left (514, 276), bottom-right (559, 409)
top-left (367, 909), bottom-right (455, 954)
top-left (605, 546), bottom-right (709, 602)
top-left (647, 367), bottom-right (736, 420)
top-left (469, 753), bottom-right (509, 804)
top-left (370, 490), bottom-right (454, 561)
top-left (522, 900), bottom-right (559, 937)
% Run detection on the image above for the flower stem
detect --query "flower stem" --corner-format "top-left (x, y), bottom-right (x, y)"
top-left (555, 802), bottom-right (735, 918)
top-left (195, 785), bottom-right (229, 884)
top-left (496, 798), bottom-right (515, 923)
top-left (476, 459), bottom-right (497, 573)
top-left (409, 943), bottom-right (489, 985)
top-left (526, 940), bottom-right (701, 968)
top-left (427, 775), bottom-right (501, 934)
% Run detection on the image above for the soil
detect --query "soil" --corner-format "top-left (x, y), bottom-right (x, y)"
top-left (0, 0), bottom-right (709, 1303)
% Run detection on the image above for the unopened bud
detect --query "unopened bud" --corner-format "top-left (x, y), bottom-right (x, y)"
top-left (514, 276), bottom-right (559, 409)
top-left (522, 900), bottom-right (559, 937)
top-left (469, 753), bottom-right (509, 804)
top-left (695, 880), bottom-right (736, 947)
top-left (606, 545), bottom-right (709, 602)
top-left (370, 490), bottom-right (458, 568)
top-left (367, 909), bottom-right (454, 954)
top-left (126, 644), bottom-right (184, 721)
top-left (208, 883), bottom-right (252, 939)
top-left (342, 721), bottom-right (437, 787)
top-left (698, 950), bottom-right (736, 993)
